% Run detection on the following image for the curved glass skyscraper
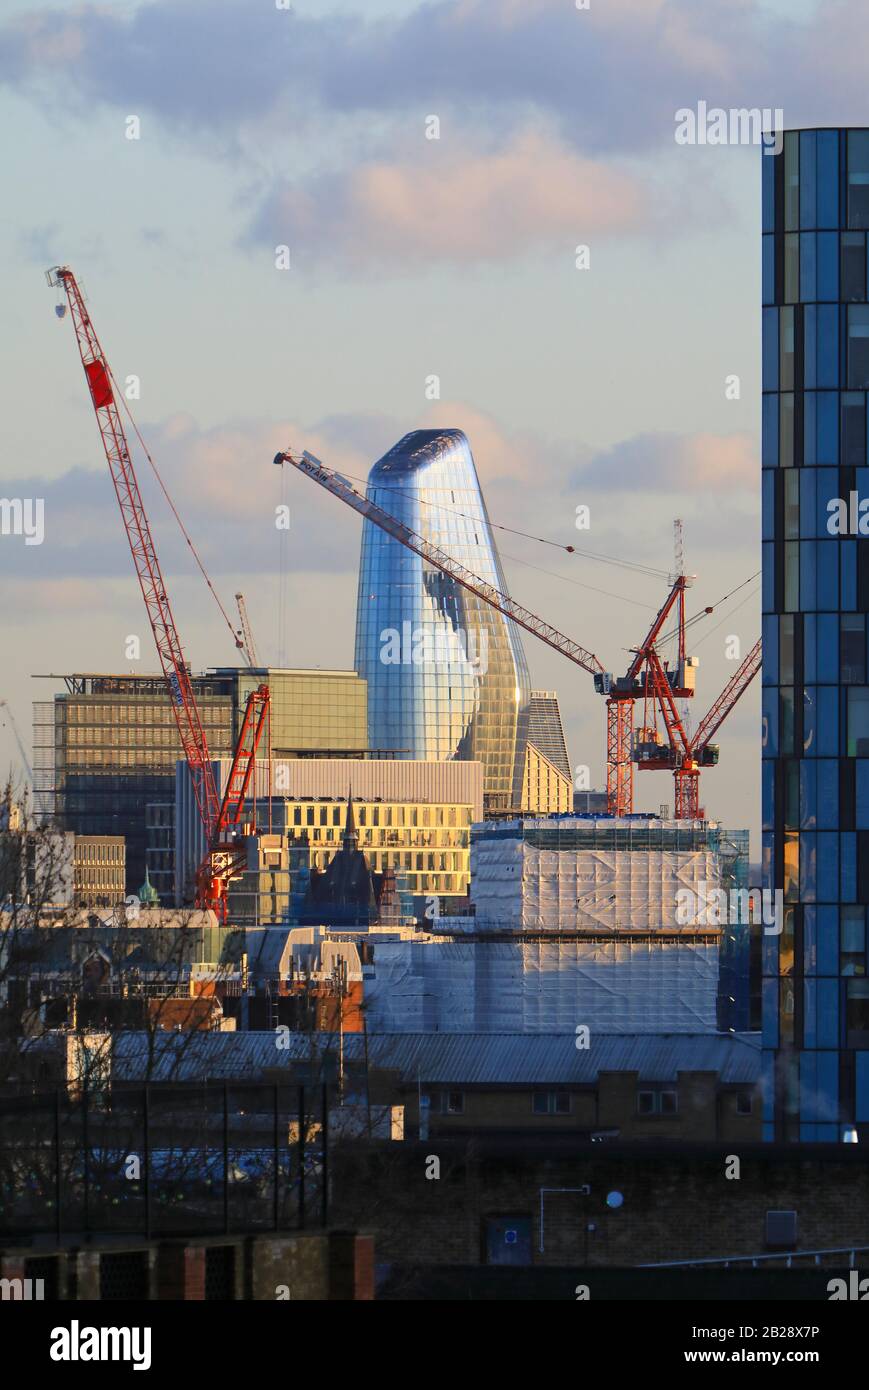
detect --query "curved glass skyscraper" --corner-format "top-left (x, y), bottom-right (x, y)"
top-left (354, 429), bottom-right (532, 812)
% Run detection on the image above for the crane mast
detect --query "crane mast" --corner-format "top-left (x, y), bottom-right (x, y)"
top-left (48, 266), bottom-right (269, 914)
top-left (674, 637), bottom-right (762, 818)
top-left (46, 266), bottom-right (221, 839)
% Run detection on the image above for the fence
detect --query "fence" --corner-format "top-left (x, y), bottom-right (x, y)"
top-left (0, 1081), bottom-right (329, 1239)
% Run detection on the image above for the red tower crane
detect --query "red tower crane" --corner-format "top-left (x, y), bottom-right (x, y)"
top-left (634, 636), bottom-right (761, 817)
top-left (47, 266), bottom-right (270, 914)
top-left (674, 637), bottom-right (761, 817)
top-left (593, 565), bottom-right (697, 819)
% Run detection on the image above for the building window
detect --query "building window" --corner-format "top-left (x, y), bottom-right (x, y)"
top-left (842, 907), bottom-right (866, 976)
top-left (842, 393), bottom-right (867, 465)
top-left (848, 306), bottom-right (869, 389)
top-left (637, 1090), bottom-right (678, 1116)
top-left (842, 233), bottom-right (867, 301)
top-left (441, 1091), bottom-right (464, 1115)
top-left (846, 979), bottom-right (869, 1047)
top-left (842, 616), bottom-right (866, 684)
top-left (736, 1092), bottom-right (753, 1116)
top-left (532, 1092), bottom-right (571, 1115)
top-left (847, 687), bottom-right (869, 755)
top-left (848, 130), bottom-right (869, 230)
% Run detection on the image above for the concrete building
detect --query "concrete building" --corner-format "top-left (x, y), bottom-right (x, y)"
top-left (351, 815), bottom-right (751, 1034)
top-left (520, 742), bottom-right (573, 815)
top-left (106, 1030), bottom-right (761, 1144)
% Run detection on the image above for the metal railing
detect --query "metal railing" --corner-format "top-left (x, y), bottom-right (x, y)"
top-left (639, 1245), bottom-right (869, 1269)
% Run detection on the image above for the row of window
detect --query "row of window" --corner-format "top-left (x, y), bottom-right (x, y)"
top-left (61, 703), bottom-right (230, 727)
top-left (763, 903), bottom-right (867, 978)
top-left (284, 802), bottom-right (473, 829)
top-left (763, 129), bottom-right (869, 235)
top-left (764, 466), bottom-right (869, 540)
top-left (74, 841), bottom-right (124, 864)
top-left (763, 389), bottom-right (860, 469)
top-left (761, 825), bottom-right (869, 904)
top-left (763, 683), bottom-right (869, 758)
top-left (429, 1090), bottom-right (753, 1117)
top-left (306, 845), bottom-right (465, 878)
top-left (763, 304), bottom-right (869, 394)
top-left (763, 537), bottom-right (869, 615)
top-left (765, 975), bottom-right (869, 1050)
top-left (289, 826), bottom-right (469, 853)
top-left (763, 230), bottom-right (869, 306)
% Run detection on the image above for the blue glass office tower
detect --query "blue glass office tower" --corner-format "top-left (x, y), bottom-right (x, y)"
top-left (762, 128), bottom-right (869, 1140)
top-left (355, 430), bottom-right (532, 812)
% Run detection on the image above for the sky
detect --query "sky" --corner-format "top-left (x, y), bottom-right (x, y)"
top-left (0, 0), bottom-right (858, 851)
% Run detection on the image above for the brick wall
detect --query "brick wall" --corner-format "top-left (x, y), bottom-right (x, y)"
top-left (329, 1140), bottom-right (869, 1268)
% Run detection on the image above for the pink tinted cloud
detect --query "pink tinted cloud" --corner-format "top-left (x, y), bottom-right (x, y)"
top-left (584, 430), bottom-right (757, 493)
top-left (260, 132), bottom-right (647, 267)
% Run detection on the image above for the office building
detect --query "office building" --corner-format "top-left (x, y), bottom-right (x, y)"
top-left (176, 756), bottom-right (483, 911)
top-left (354, 430), bottom-right (533, 813)
top-left (72, 835), bottom-right (125, 909)
top-left (33, 669), bottom-right (367, 897)
top-left (762, 127), bottom-right (869, 1139)
top-left (527, 690), bottom-right (572, 781)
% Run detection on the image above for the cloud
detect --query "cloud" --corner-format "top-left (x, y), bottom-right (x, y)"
top-left (0, 0), bottom-right (863, 156)
top-left (251, 130), bottom-right (647, 267)
top-left (576, 431), bottom-right (757, 493)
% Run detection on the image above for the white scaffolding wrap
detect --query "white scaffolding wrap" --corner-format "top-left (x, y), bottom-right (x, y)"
top-left (364, 938), bottom-right (718, 1033)
top-left (471, 823), bottom-right (723, 933)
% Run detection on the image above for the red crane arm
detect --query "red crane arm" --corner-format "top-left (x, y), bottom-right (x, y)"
top-left (47, 266), bottom-right (221, 841)
top-left (274, 447), bottom-right (605, 677)
top-left (625, 577), bottom-right (687, 681)
top-left (217, 684), bottom-right (270, 831)
top-left (688, 637), bottom-right (762, 754)
top-left (644, 647), bottom-right (692, 757)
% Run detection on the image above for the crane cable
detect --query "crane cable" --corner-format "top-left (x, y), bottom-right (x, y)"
top-left (335, 468), bottom-right (671, 580)
top-left (108, 366), bottom-right (242, 654)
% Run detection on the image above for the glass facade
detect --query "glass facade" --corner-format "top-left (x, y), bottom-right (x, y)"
top-left (762, 128), bottom-right (869, 1140)
top-left (227, 669), bottom-right (368, 756)
top-left (37, 668), bottom-right (368, 898)
top-left (355, 430), bottom-right (532, 812)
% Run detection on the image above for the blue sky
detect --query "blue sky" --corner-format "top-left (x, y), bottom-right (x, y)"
top-left (0, 0), bottom-right (856, 845)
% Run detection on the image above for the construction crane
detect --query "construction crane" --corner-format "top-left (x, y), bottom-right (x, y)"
top-left (274, 446), bottom-right (700, 816)
top-left (0, 700), bottom-right (34, 784)
top-left (635, 637), bottom-right (761, 817)
top-left (593, 559), bottom-right (698, 820)
top-left (275, 446), bottom-right (754, 821)
top-left (674, 637), bottom-right (761, 817)
top-left (47, 266), bottom-right (270, 915)
top-left (271, 447), bottom-right (625, 795)
top-left (235, 593), bottom-right (260, 670)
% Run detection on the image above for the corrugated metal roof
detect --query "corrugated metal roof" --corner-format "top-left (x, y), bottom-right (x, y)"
top-left (111, 1031), bottom-right (760, 1085)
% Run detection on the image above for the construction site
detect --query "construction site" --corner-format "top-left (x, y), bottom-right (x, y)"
top-left (0, 265), bottom-right (763, 1073)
